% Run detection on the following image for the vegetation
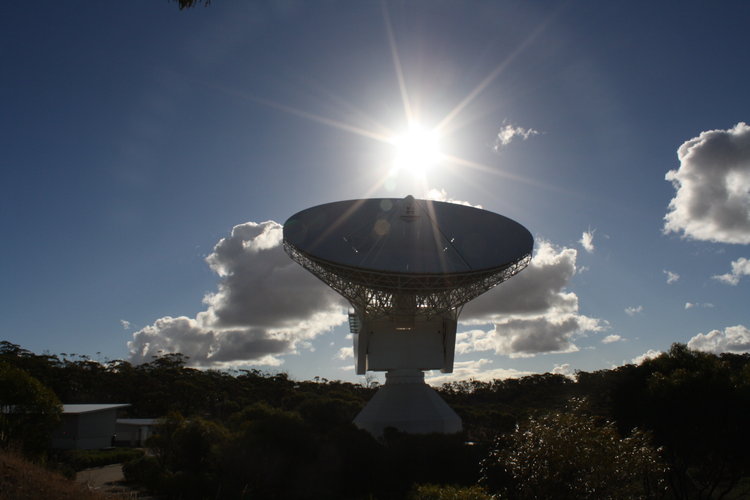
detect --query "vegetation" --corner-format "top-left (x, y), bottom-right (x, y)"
top-left (481, 399), bottom-right (669, 499)
top-left (0, 361), bottom-right (61, 457)
top-left (408, 483), bottom-right (492, 500)
top-left (0, 449), bottom-right (107, 500)
top-left (58, 448), bottom-right (144, 472)
top-left (172, 0), bottom-right (211, 9)
top-left (1, 340), bottom-right (749, 499)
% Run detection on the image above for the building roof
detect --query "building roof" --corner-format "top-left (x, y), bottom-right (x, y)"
top-left (62, 404), bottom-right (130, 414)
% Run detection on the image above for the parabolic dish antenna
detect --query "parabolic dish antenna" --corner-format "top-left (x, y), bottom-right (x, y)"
top-left (283, 196), bottom-right (533, 436)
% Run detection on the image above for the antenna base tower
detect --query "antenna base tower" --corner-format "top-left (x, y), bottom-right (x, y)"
top-left (353, 369), bottom-right (462, 437)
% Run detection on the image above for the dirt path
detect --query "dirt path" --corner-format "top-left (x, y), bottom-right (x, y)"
top-left (76, 464), bottom-right (145, 498)
top-left (76, 463), bottom-right (124, 488)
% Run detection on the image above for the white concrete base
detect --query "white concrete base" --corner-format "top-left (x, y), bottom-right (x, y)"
top-left (353, 369), bottom-right (462, 437)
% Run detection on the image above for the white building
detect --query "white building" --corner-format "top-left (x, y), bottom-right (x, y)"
top-left (115, 418), bottom-right (158, 447)
top-left (51, 404), bottom-right (130, 450)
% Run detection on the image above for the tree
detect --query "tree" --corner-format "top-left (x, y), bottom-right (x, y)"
top-left (637, 345), bottom-right (750, 499)
top-left (145, 411), bottom-right (185, 469)
top-left (170, 417), bottom-right (228, 476)
top-left (481, 399), bottom-right (668, 500)
top-left (0, 362), bottom-right (62, 456)
top-left (172, 0), bottom-right (211, 9)
top-left (591, 344), bottom-right (750, 499)
top-left (220, 403), bottom-right (319, 498)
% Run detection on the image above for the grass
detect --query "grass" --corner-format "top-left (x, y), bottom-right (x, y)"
top-left (0, 449), bottom-right (107, 500)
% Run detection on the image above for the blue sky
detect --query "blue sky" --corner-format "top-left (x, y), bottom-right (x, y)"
top-left (2, 1), bottom-right (749, 384)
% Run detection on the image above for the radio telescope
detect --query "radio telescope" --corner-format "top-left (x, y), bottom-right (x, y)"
top-left (283, 195), bottom-right (532, 436)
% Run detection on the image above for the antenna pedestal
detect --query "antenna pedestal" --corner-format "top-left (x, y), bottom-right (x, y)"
top-left (353, 369), bottom-right (462, 437)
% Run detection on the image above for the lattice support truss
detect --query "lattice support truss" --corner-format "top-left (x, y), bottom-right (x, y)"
top-left (284, 241), bottom-right (531, 319)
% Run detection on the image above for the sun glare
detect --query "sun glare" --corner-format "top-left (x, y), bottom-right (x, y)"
top-left (391, 125), bottom-right (441, 178)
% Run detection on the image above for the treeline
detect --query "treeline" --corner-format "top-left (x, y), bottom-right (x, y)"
top-left (1, 340), bottom-right (749, 499)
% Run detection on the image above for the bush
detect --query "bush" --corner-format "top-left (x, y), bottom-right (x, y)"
top-left (377, 430), bottom-right (482, 498)
top-left (409, 483), bottom-right (493, 500)
top-left (122, 455), bottom-right (162, 490)
top-left (62, 447), bottom-right (144, 470)
top-left (481, 399), bottom-right (668, 500)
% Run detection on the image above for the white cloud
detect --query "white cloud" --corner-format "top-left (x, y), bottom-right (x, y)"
top-left (631, 349), bottom-right (662, 365)
top-left (120, 319), bottom-right (131, 330)
top-left (687, 324), bottom-right (750, 354)
top-left (580, 229), bottom-right (595, 253)
top-left (457, 321), bottom-right (586, 359)
top-left (128, 221), bottom-right (347, 367)
top-left (664, 122), bottom-right (750, 244)
top-left (458, 241), bottom-right (605, 357)
top-left (424, 188), bottom-right (481, 208)
top-left (625, 305), bottom-right (643, 316)
top-left (551, 363), bottom-right (575, 379)
top-left (127, 223), bottom-right (603, 373)
top-left (425, 358), bottom-right (533, 385)
top-left (684, 302), bottom-right (714, 310)
top-left (712, 257), bottom-right (750, 285)
top-left (663, 270), bottom-right (680, 284)
top-left (493, 122), bottom-right (539, 151)
top-left (463, 241), bottom-right (578, 319)
top-left (336, 346), bottom-right (353, 360)
top-left (602, 334), bottom-right (623, 344)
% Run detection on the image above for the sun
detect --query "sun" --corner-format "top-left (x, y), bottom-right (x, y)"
top-left (391, 125), bottom-right (441, 178)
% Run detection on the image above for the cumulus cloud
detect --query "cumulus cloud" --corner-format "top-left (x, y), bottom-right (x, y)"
top-left (120, 319), bottom-right (131, 330)
top-left (685, 302), bottom-right (714, 310)
top-left (425, 358), bottom-right (533, 385)
top-left (458, 241), bottom-right (605, 357)
top-left (128, 221), bottom-right (346, 367)
top-left (632, 349), bottom-right (662, 365)
top-left (493, 122), bottom-right (539, 151)
top-left (456, 320), bottom-right (585, 359)
top-left (712, 257), bottom-right (750, 285)
top-left (128, 218), bottom-right (602, 372)
top-left (663, 270), bottom-right (680, 284)
top-left (551, 363), bottom-right (575, 379)
top-left (625, 305), bottom-right (643, 316)
top-left (602, 334), bottom-right (623, 344)
top-left (687, 325), bottom-right (750, 354)
top-left (424, 188), bottom-right (481, 208)
top-left (336, 346), bottom-right (353, 360)
top-left (664, 122), bottom-right (750, 244)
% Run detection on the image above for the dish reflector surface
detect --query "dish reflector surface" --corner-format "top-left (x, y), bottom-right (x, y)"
top-left (283, 197), bottom-right (532, 279)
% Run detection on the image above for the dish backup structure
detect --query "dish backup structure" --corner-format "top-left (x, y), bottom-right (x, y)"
top-left (283, 196), bottom-right (532, 436)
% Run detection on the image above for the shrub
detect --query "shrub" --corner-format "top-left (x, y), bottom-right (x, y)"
top-left (409, 483), bottom-right (493, 500)
top-left (481, 399), bottom-right (668, 500)
top-left (122, 455), bottom-right (162, 490)
top-left (62, 447), bottom-right (144, 470)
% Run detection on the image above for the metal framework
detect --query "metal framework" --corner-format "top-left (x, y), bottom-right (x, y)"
top-left (284, 240), bottom-right (531, 319)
